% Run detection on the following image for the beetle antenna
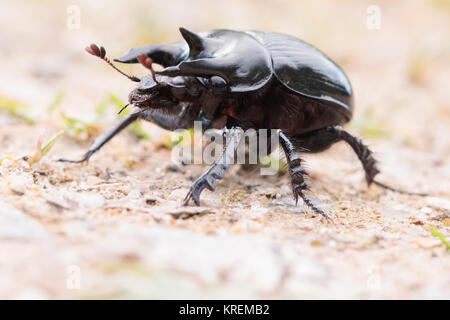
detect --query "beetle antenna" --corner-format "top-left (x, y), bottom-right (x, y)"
top-left (85, 44), bottom-right (140, 82)
top-left (137, 54), bottom-right (160, 85)
top-left (117, 103), bottom-right (129, 115)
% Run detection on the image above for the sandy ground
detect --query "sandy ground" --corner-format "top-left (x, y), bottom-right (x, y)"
top-left (0, 0), bottom-right (449, 299)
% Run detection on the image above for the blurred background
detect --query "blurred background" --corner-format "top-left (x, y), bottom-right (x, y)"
top-left (1, 0), bottom-right (449, 151)
top-left (0, 0), bottom-right (449, 299)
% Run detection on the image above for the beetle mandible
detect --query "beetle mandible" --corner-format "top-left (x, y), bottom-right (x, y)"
top-left (59, 28), bottom-right (425, 220)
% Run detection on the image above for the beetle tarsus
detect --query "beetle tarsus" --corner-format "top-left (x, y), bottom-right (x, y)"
top-left (373, 180), bottom-right (428, 196)
top-left (279, 130), bottom-right (332, 221)
top-left (183, 127), bottom-right (243, 206)
top-left (58, 111), bottom-right (140, 165)
top-left (297, 192), bottom-right (334, 223)
top-left (183, 168), bottom-right (222, 206)
top-left (327, 125), bottom-right (427, 196)
top-left (58, 150), bottom-right (94, 164)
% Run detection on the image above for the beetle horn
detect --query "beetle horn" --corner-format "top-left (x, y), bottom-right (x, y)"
top-left (179, 27), bottom-right (205, 57)
top-left (114, 42), bottom-right (188, 67)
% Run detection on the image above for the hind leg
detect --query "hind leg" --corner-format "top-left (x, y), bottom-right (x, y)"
top-left (292, 126), bottom-right (426, 195)
top-left (327, 126), bottom-right (426, 195)
top-left (294, 126), bottom-right (379, 184)
top-left (325, 126), bottom-right (380, 185)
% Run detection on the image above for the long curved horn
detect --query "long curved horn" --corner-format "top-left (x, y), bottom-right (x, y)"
top-left (114, 42), bottom-right (188, 67)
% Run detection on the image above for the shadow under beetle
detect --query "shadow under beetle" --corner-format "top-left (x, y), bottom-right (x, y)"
top-left (59, 28), bottom-right (426, 220)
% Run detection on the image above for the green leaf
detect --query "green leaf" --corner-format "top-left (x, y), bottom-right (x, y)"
top-left (64, 116), bottom-right (88, 135)
top-left (41, 130), bottom-right (64, 156)
top-left (173, 128), bottom-right (193, 146)
top-left (0, 94), bottom-right (35, 124)
top-left (428, 226), bottom-right (450, 251)
top-left (94, 100), bottom-right (108, 117)
top-left (0, 155), bottom-right (14, 165)
top-left (131, 122), bottom-right (150, 140)
top-left (350, 106), bottom-right (389, 138)
top-left (108, 92), bottom-right (126, 114)
top-left (48, 91), bottom-right (64, 112)
top-left (258, 154), bottom-right (287, 174)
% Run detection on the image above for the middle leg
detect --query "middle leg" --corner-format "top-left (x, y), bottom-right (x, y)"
top-left (278, 130), bottom-right (331, 220)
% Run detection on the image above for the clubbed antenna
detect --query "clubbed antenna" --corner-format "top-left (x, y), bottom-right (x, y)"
top-left (137, 54), bottom-right (160, 85)
top-left (85, 44), bottom-right (140, 82)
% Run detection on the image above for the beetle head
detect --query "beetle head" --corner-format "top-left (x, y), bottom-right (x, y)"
top-left (129, 74), bottom-right (203, 109)
top-left (130, 53), bottom-right (206, 108)
top-left (128, 75), bottom-right (172, 108)
top-left (85, 44), bottom-right (203, 111)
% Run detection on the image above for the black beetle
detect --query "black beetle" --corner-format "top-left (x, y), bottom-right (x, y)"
top-left (59, 28), bottom-right (425, 220)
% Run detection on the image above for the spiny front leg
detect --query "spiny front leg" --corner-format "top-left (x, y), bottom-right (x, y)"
top-left (183, 127), bottom-right (243, 206)
top-left (279, 131), bottom-right (332, 221)
top-left (183, 161), bottom-right (227, 206)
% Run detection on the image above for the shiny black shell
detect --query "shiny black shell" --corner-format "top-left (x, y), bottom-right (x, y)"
top-left (116, 28), bottom-right (354, 122)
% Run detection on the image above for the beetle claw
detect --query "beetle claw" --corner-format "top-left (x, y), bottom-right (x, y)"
top-left (373, 180), bottom-right (428, 196)
top-left (57, 158), bottom-right (87, 164)
top-left (183, 188), bottom-right (201, 206)
top-left (182, 190), bottom-right (192, 206)
top-left (183, 181), bottom-right (205, 206)
top-left (183, 166), bottom-right (223, 206)
top-left (297, 190), bottom-right (333, 223)
top-left (57, 150), bottom-right (94, 164)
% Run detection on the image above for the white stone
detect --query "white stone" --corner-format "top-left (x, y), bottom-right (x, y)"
top-left (0, 202), bottom-right (48, 240)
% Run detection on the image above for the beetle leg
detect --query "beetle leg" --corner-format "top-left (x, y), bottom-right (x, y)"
top-left (183, 127), bottom-right (243, 206)
top-left (139, 108), bottom-right (190, 131)
top-left (58, 110), bottom-right (141, 163)
top-left (326, 126), bottom-right (427, 196)
top-left (279, 130), bottom-right (332, 221)
top-left (324, 126), bottom-right (380, 185)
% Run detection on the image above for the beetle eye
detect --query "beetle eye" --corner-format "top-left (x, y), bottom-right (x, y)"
top-left (138, 75), bottom-right (158, 91)
top-left (210, 76), bottom-right (227, 88)
top-left (171, 76), bottom-right (186, 86)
